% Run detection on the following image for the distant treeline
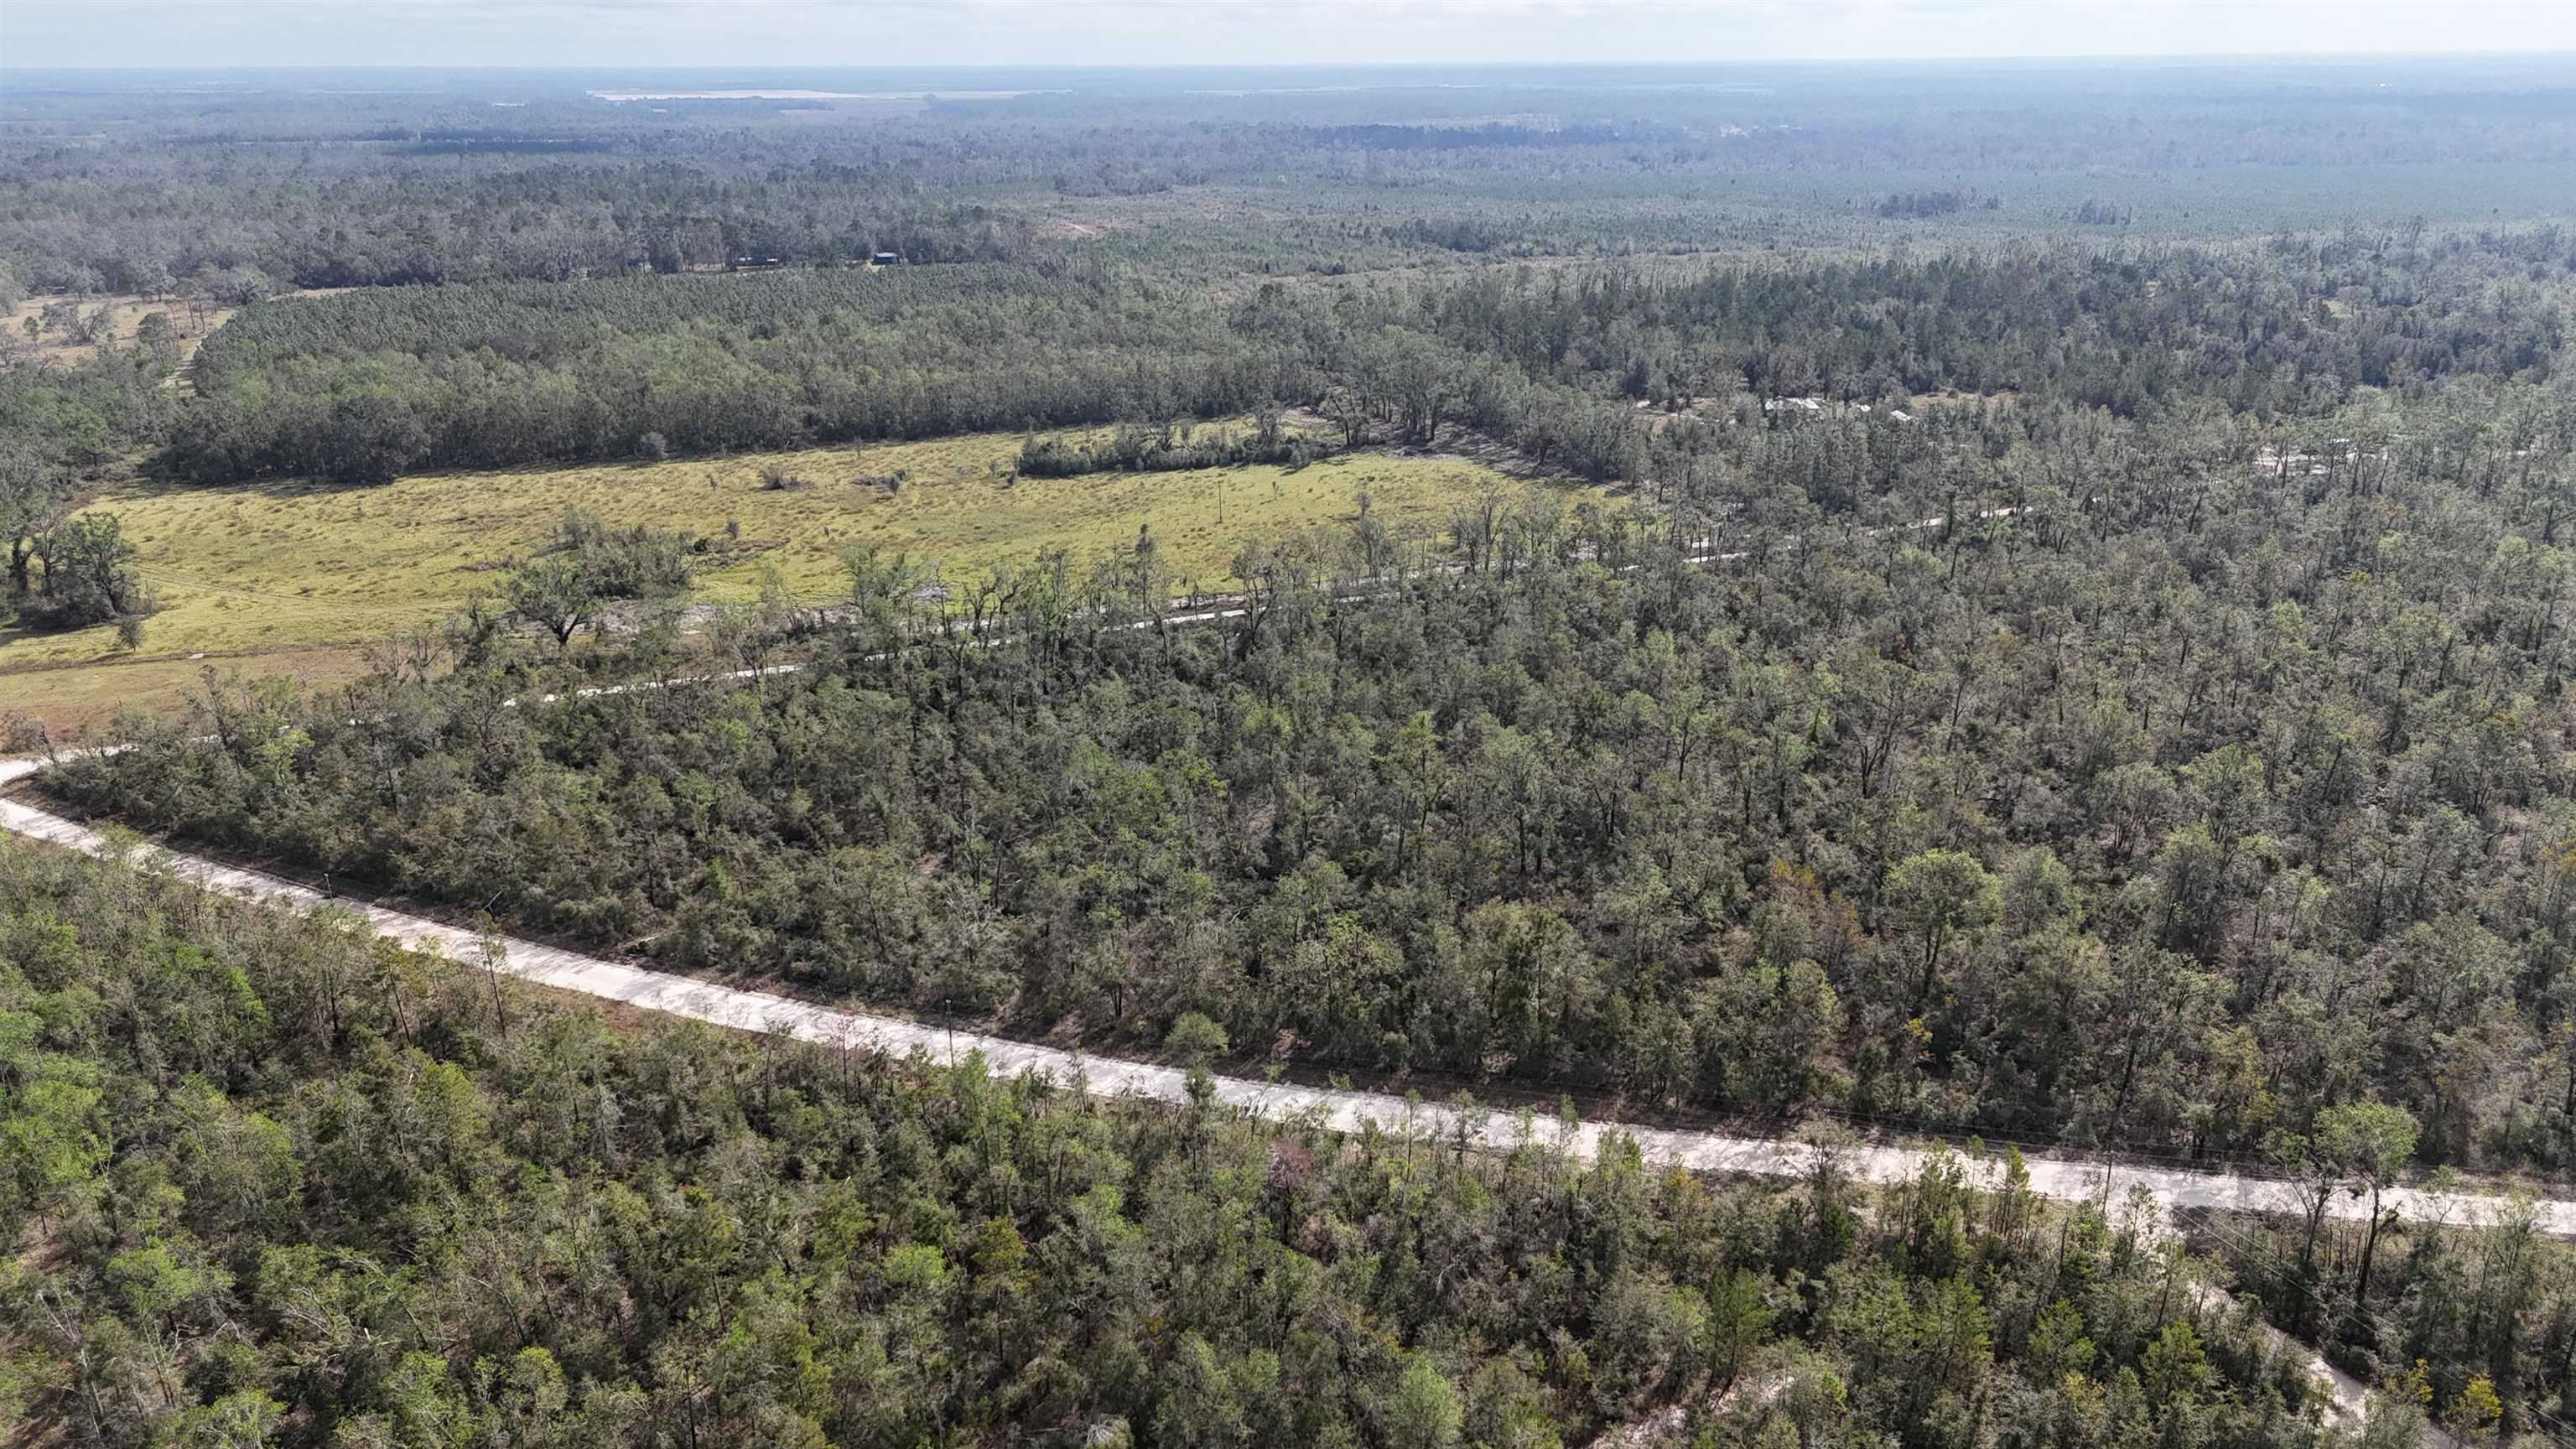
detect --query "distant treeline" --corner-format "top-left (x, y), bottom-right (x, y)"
top-left (158, 234), bottom-right (2576, 490)
top-left (164, 264), bottom-right (1317, 486)
top-left (1311, 122), bottom-right (1672, 150)
top-left (18, 60), bottom-right (2576, 298)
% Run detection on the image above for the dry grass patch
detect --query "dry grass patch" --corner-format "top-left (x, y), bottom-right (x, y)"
top-left (1, 432), bottom-right (1576, 729)
top-left (3, 293), bottom-right (233, 377)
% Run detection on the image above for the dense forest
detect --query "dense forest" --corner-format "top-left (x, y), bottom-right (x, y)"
top-left (0, 840), bottom-right (2370, 1446)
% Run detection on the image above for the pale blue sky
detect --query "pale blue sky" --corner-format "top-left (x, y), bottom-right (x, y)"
top-left (6, 0), bottom-right (2573, 70)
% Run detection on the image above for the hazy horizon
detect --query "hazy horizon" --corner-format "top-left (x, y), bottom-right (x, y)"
top-left (8, 0), bottom-right (2576, 71)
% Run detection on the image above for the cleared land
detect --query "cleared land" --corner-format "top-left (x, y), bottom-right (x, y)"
top-left (2, 433), bottom-right (1561, 730)
top-left (4, 291), bottom-right (241, 376)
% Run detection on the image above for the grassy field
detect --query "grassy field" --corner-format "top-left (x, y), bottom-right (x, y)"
top-left (2, 432), bottom-right (1563, 731)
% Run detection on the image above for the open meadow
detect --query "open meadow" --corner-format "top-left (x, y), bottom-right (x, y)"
top-left (1, 433), bottom-right (1560, 730)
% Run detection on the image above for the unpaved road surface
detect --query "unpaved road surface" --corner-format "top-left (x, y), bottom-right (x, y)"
top-left (3, 755), bottom-right (2557, 1241)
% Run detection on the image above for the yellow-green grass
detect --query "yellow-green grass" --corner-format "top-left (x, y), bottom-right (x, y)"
top-left (3, 433), bottom-right (1570, 730)
top-left (2, 647), bottom-right (383, 737)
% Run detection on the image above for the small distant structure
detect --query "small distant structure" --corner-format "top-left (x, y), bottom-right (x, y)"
top-left (870, 251), bottom-right (905, 267)
top-left (727, 255), bottom-right (786, 271)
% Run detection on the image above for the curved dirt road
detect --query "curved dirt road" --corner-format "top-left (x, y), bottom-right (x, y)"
top-left (5, 755), bottom-right (2560, 1236)
top-left (3, 756), bottom-right (2560, 1235)
top-left (0, 752), bottom-right (2531, 1434)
